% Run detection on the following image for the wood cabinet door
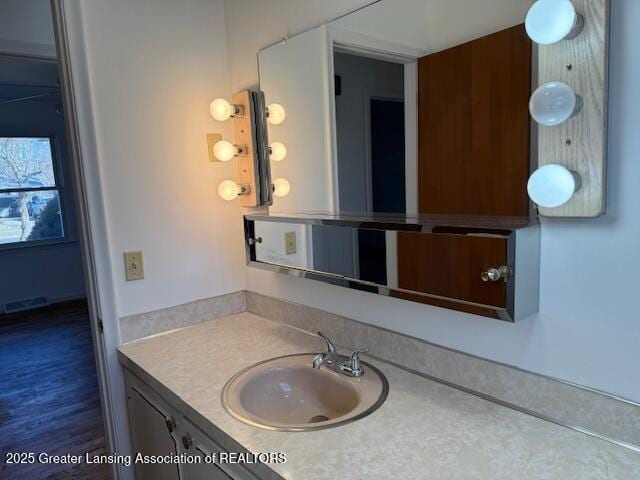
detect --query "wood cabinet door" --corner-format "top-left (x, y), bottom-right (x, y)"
top-left (418, 24), bottom-right (532, 217)
top-left (397, 232), bottom-right (508, 308)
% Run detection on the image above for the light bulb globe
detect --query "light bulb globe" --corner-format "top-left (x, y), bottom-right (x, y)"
top-left (272, 178), bottom-right (290, 197)
top-left (529, 82), bottom-right (580, 126)
top-left (525, 0), bottom-right (578, 45)
top-left (213, 140), bottom-right (237, 162)
top-left (527, 164), bottom-right (578, 208)
top-left (217, 180), bottom-right (240, 201)
top-left (267, 103), bottom-right (286, 125)
top-left (269, 142), bottom-right (287, 162)
top-left (209, 98), bottom-right (233, 121)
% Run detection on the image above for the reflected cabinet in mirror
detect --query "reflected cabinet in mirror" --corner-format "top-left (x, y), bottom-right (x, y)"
top-left (245, 215), bottom-right (540, 322)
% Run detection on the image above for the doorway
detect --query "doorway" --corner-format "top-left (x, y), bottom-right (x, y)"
top-left (0, 3), bottom-right (111, 479)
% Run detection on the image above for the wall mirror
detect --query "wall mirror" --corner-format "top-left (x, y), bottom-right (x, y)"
top-left (249, 0), bottom-right (608, 320)
top-left (259, 0), bottom-right (536, 220)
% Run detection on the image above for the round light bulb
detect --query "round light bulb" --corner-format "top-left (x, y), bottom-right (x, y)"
top-left (525, 0), bottom-right (580, 45)
top-left (527, 164), bottom-right (579, 208)
top-left (217, 180), bottom-right (240, 201)
top-left (213, 139), bottom-right (237, 162)
top-left (272, 178), bottom-right (290, 197)
top-left (209, 98), bottom-right (233, 121)
top-left (267, 103), bottom-right (286, 125)
top-left (269, 142), bottom-right (287, 162)
top-left (529, 82), bottom-right (581, 126)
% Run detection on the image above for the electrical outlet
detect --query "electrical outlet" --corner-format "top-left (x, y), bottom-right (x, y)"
top-left (284, 231), bottom-right (297, 255)
top-left (124, 251), bottom-right (144, 281)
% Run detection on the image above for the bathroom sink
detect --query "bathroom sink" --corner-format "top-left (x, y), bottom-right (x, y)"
top-left (221, 353), bottom-right (388, 431)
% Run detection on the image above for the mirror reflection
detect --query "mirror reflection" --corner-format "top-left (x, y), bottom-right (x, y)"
top-left (251, 218), bottom-right (520, 320)
top-left (259, 0), bottom-right (534, 219)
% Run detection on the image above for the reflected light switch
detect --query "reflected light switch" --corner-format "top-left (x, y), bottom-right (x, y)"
top-left (124, 251), bottom-right (144, 281)
top-left (284, 232), bottom-right (296, 255)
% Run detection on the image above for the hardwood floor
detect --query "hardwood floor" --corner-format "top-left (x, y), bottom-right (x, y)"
top-left (0, 300), bottom-right (111, 480)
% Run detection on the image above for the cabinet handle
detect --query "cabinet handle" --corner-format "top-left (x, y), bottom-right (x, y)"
top-left (181, 434), bottom-right (192, 450)
top-left (481, 265), bottom-right (510, 283)
top-left (165, 418), bottom-right (175, 433)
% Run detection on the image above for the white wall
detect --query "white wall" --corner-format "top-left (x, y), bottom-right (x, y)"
top-left (63, 1), bottom-right (243, 475)
top-left (74, 0), bottom-right (243, 318)
top-left (229, 0), bottom-right (640, 403)
top-left (224, 0), bottom-right (375, 91)
top-left (332, 0), bottom-right (531, 55)
top-left (259, 27), bottom-right (335, 213)
top-left (0, 0), bottom-right (56, 57)
top-left (254, 221), bottom-right (312, 269)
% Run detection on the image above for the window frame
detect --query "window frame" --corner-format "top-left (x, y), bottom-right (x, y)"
top-left (0, 134), bottom-right (69, 250)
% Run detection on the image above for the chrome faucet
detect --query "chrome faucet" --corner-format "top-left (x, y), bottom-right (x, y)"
top-left (312, 331), bottom-right (368, 377)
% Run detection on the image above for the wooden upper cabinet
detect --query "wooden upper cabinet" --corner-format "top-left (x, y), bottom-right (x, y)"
top-left (418, 24), bottom-right (532, 218)
top-left (396, 232), bottom-right (508, 309)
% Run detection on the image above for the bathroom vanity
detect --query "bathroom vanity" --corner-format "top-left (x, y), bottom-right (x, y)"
top-left (118, 313), bottom-right (640, 480)
top-left (117, 1), bottom-right (624, 478)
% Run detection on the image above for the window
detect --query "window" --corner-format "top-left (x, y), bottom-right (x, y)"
top-left (0, 137), bottom-right (65, 245)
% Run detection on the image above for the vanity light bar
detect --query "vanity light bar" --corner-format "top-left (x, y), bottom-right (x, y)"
top-left (526, 0), bottom-right (608, 217)
top-left (210, 90), bottom-right (269, 206)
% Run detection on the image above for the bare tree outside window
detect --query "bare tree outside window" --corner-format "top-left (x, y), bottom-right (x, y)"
top-left (0, 137), bottom-right (63, 245)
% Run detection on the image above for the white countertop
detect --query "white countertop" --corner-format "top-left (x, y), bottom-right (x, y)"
top-left (118, 313), bottom-right (640, 480)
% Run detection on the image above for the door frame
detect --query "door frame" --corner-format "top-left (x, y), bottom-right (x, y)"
top-left (327, 26), bottom-right (419, 215)
top-left (51, 1), bottom-right (131, 479)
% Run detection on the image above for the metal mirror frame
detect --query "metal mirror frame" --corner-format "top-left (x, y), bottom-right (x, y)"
top-left (243, 214), bottom-right (540, 322)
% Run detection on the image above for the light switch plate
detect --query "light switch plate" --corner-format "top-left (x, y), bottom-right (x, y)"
top-left (207, 133), bottom-right (223, 162)
top-left (284, 231), bottom-right (296, 255)
top-left (124, 251), bottom-right (144, 281)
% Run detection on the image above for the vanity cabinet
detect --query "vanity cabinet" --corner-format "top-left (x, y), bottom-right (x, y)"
top-left (126, 372), bottom-right (180, 480)
top-left (124, 369), bottom-right (260, 480)
top-left (174, 418), bottom-right (239, 480)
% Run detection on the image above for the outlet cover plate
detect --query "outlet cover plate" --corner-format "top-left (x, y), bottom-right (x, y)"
top-left (124, 251), bottom-right (144, 281)
top-left (284, 231), bottom-right (297, 255)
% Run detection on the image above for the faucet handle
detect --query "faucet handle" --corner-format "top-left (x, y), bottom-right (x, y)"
top-left (317, 331), bottom-right (337, 354)
top-left (349, 349), bottom-right (369, 371)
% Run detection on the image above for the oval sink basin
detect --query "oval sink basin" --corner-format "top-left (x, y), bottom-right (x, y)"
top-left (221, 353), bottom-right (388, 431)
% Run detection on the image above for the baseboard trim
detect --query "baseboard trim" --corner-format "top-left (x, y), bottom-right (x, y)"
top-left (119, 291), bottom-right (246, 344)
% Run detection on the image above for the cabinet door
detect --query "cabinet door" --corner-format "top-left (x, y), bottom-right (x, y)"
top-left (175, 418), bottom-right (258, 480)
top-left (180, 442), bottom-right (232, 480)
top-left (126, 380), bottom-right (180, 480)
top-left (396, 231), bottom-right (508, 307)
